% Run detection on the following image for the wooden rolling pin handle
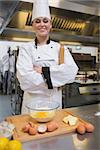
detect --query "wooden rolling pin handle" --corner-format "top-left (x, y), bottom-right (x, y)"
top-left (59, 45), bottom-right (64, 64)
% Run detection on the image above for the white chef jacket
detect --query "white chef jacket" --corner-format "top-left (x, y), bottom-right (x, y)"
top-left (16, 40), bottom-right (78, 114)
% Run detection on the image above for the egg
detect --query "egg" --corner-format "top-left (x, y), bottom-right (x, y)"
top-left (47, 121), bottom-right (59, 132)
top-left (29, 127), bottom-right (37, 135)
top-left (37, 124), bottom-right (47, 133)
top-left (28, 122), bottom-right (35, 128)
top-left (22, 124), bottom-right (31, 133)
top-left (76, 124), bottom-right (86, 135)
top-left (84, 123), bottom-right (94, 133)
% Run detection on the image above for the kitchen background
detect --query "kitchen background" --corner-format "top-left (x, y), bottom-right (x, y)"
top-left (0, 0), bottom-right (100, 121)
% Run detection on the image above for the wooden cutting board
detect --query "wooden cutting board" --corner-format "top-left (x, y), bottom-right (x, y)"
top-left (6, 109), bottom-right (86, 143)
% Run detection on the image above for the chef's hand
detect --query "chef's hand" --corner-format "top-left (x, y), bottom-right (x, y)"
top-left (34, 66), bottom-right (42, 74)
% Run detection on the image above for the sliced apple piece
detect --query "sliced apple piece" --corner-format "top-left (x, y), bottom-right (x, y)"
top-left (63, 115), bottom-right (78, 126)
top-left (68, 116), bottom-right (78, 126)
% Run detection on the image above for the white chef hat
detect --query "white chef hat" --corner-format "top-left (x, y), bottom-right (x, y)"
top-left (32, 0), bottom-right (51, 21)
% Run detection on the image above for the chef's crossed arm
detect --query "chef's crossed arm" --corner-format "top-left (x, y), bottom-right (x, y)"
top-left (50, 48), bottom-right (78, 87)
top-left (33, 48), bottom-right (78, 88)
top-left (17, 44), bottom-right (78, 91)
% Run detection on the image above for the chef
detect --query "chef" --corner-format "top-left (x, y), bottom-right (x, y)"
top-left (16, 0), bottom-right (78, 114)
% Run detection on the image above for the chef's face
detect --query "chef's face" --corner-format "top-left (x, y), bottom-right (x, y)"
top-left (32, 17), bottom-right (52, 37)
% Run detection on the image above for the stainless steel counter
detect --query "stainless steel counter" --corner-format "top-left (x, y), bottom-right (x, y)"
top-left (22, 104), bottom-right (100, 150)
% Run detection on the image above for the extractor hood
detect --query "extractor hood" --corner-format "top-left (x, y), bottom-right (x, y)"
top-left (0, 0), bottom-right (99, 46)
top-left (0, 0), bottom-right (19, 34)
